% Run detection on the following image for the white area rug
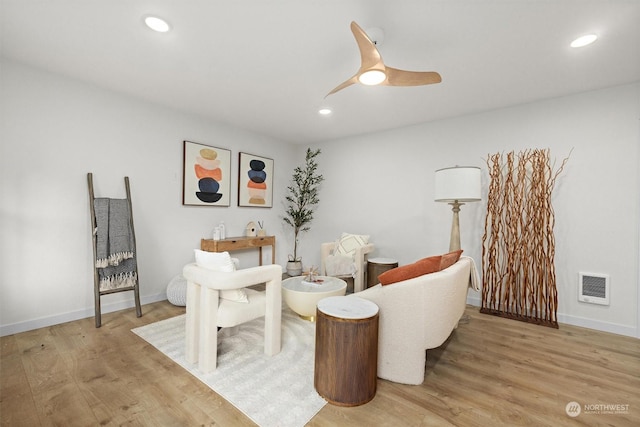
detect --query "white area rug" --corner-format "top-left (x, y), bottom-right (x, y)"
top-left (131, 308), bottom-right (326, 427)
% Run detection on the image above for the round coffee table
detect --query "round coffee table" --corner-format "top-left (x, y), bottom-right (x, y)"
top-left (282, 276), bottom-right (347, 321)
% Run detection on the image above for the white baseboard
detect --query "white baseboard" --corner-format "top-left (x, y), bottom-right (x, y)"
top-left (0, 292), bottom-right (167, 337)
top-left (555, 313), bottom-right (637, 338)
top-left (465, 295), bottom-right (637, 338)
top-left (4, 293), bottom-right (636, 339)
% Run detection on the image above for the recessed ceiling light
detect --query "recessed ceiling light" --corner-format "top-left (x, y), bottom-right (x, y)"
top-left (318, 108), bottom-right (332, 116)
top-left (144, 16), bottom-right (171, 33)
top-left (571, 34), bottom-right (597, 48)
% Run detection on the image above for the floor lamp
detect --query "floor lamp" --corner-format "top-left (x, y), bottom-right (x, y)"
top-left (435, 166), bottom-right (481, 252)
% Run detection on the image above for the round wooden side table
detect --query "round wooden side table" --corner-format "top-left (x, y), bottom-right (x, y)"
top-left (314, 296), bottom-right (379, 407)
top-left (367, 257), bottom-right (399, 288)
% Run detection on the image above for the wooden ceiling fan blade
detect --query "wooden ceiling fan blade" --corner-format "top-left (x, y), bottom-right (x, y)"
top-left (328, 21), bottom-right (440, 95)
top-left (383, 67), bottom-right (442, 86)
top-left (326, 75), bottom-right (359, 97)
top-left (350, 21), bottom-right (384, 70)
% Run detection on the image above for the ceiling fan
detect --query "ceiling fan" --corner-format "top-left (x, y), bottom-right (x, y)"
top-left (327, 21), bottom-right (442, 97)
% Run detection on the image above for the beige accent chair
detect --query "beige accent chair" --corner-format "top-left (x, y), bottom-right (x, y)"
top-left (183, 263), bottom-right (282, 373)
top-left (320, 241), bottom-right (374, 293)
top-left (351, 256), bottom-right (479, 385)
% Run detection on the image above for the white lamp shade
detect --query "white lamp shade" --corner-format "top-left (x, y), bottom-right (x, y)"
top-left (434, 166), bottom-right (481, 202)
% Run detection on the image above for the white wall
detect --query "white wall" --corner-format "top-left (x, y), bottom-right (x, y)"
top-left (2, 58), bottom-right (638, 338)
top-left (304, 82), bottom-right (640, 337)
top-left (0, 59), bottom-right (302, 335)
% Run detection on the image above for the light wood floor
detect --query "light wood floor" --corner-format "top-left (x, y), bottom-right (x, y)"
top-left (1, 301), bottom-right (638, 426)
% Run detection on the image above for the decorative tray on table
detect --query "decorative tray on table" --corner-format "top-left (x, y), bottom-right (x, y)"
top-left (302, 278), bottom-right (325, 286)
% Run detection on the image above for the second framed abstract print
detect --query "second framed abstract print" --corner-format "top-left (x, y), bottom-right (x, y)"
top-left (238, 152), bottom-right (273, 207)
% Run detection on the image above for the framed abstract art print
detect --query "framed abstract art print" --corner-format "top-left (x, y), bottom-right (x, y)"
top-left (238, 152), bottom-right (274, 208)
top-left (182, 140), bottom-right (231, 206)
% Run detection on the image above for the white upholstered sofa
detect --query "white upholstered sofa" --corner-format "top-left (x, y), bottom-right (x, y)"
top-left (351, 256), bottom-right (479, 385)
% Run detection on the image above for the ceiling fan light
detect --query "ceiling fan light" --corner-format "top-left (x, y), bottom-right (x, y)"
top-left (358, 70), bottom-right (386, 85)
top-left (571, 34), bottom-right (597, 48)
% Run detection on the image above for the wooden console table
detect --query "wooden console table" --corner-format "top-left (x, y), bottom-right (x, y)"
top-left (201, 236), bottom-right (275, 265)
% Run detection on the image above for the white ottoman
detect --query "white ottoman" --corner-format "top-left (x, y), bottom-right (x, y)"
top-left (166, 275), bottom-right (187, 306)
top-left (168, 258), bottom-right (240, 306)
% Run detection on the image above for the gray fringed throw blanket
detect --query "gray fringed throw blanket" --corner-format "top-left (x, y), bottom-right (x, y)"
top-left (94, 198), bottom-right (138, 291)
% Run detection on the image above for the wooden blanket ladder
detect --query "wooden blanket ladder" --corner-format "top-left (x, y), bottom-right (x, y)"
top-left (88, 173), bottom-right (142, 327)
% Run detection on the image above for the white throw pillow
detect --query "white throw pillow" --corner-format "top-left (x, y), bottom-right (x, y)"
top-left (193, 250), bottom-right (249, 303)
top-left (325, 254), bottom-right (356, 277)
top-left (334, 232), bottom-right (370, 258)
top-left (194, 249), bottom-right (235, 271)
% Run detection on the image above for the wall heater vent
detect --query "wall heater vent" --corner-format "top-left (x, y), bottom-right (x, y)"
top-left (578, 272), bottom-right (610, 305)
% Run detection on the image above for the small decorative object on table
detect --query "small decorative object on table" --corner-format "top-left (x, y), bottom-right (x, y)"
top-left (245, 221), bottom-right (257, 237)
top-left (303, 266), bottom-right (322, 284)
top-left (257, 220), bottom-right (266, 236)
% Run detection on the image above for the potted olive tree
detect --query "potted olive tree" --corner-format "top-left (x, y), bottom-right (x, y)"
top-left (283, 148), bottom-right (324, 276)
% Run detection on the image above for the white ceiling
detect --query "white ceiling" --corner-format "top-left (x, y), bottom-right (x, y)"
top-left (2, 0), bottom-right (639, 144)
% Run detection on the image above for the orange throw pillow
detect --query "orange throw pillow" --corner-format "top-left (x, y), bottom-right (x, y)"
top-left (378, 250), bottom-right (464, 286)
top-left (379, 255), bottom-right (442, 285)
top-left (440, 250), bottom-right (463, 270)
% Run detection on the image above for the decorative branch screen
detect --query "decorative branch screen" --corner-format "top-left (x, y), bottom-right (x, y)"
top-left (481, 149), bottom-right (568, 328)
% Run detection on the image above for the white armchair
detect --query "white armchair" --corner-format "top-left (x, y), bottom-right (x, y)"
top-left (320, 238), bottom-right (374, 293)
top-left (183, 262), bottom-right (282, 373)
